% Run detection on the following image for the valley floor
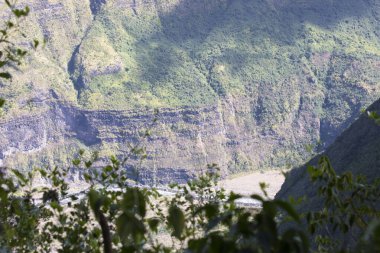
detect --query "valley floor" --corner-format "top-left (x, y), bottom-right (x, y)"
top-left (220, 170), bottom-right (285, 199)
top-left (36, 170), bottom-right (286, 206)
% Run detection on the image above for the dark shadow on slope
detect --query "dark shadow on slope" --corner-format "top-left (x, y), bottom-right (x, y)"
top-left (67, 44), bottom-right (85, 99)
top-left (146, 0), bottom-right (377, 141)
top-left (275, 98), bottom-right (380, 247)
top-left (154, 0), bottom-right (374, 45)
top-left (134, 0), bottom-right (376, 90)
top-left (275, 99), bottom-right (380, 250)
top-left (90, 0), bottom-right (107, 15)
top-left (97, 0), bottom-right (376, 92)
top-left (154, 0), bottom-right (232, 43)
top-left (68, 0), bottom-right (106, 100)
top-left (78, 0), bottom-right (378, 146)
top-left (87, 0), bottom-right (376, 91)
top-left (60, 105), bottom-right (102, 146)
top-left (277, 98), bottom-right (380, 205)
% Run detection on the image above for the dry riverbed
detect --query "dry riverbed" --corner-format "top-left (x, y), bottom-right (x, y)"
top-left (219, 170), bottom-right (285, 199)
top-left (30, 170), bottom-right (285, 207)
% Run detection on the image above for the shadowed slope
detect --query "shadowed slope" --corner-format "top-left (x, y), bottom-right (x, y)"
top-left (276, 98), bottom-right (380, 211)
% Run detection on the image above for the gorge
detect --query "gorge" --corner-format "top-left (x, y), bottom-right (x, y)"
top-left (1, 0), bottom-right (380, 184)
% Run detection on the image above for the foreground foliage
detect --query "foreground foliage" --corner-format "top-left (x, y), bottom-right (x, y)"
top-left (0, 0), bottom-right (39, 108)
top-left (0, 152), bottom-right (379, 253)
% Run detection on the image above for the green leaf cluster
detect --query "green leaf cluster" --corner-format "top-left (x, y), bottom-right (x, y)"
top-left (0, 154), bottom-right (379, 252)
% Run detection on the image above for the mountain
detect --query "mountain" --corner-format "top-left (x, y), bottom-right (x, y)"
top-left (1, 0), bottom-right (380, 183)
top-left (276, 98), bottom-right (380, 211)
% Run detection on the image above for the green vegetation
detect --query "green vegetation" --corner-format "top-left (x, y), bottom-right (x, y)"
top-left (307, 156), bottom-right (380, 252)
top-left (1, 2), bottom-right (380, 252)
top-left (0, 0), bottom-right (39, 108)
top-left (1, 0), bottom-right (380, 174)
top-left (66, 1), bottom-right (380, 177)
top-left (0, 0), bottom-right (31, 79)
top-left (72, 0), bottom-right (380, 113)
top-left (0, 153), bottom-right (379, 252)
top-left (227, 152), bottom-right (253, 173)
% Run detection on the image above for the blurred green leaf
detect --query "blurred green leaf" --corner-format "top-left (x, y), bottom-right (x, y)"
top-left (0, 72), bottom-right (11, 79)
top-left (168, 205), bottom-right (185, 239)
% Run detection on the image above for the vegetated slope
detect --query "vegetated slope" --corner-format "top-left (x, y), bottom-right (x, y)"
top-left (75, 0), bottom-right (380, 141)
top-left (276, 98), bottom-right (380, 212)
top-left (0, 0), bottom-right (92, 116)
top-left (1, 0), bottom-right (380, 182)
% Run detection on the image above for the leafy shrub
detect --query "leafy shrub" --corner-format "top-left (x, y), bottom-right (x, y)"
top-left (0, 0), bottom-right (39, 108)
top-left (0, 153), bottom-right (380, 252)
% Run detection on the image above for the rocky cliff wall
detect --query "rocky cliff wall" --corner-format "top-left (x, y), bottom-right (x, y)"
top-left (0, 0), bottom-right (380, 184)
top-left (0, 94), bottom-right (319, 184)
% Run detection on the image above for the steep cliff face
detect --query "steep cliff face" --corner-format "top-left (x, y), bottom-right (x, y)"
top-left (0, 102), bottom-right (227, 182)
top-left (0, 96), bottom-right (319, 182)
top-left (1, 0), bottom-right (380, 183)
